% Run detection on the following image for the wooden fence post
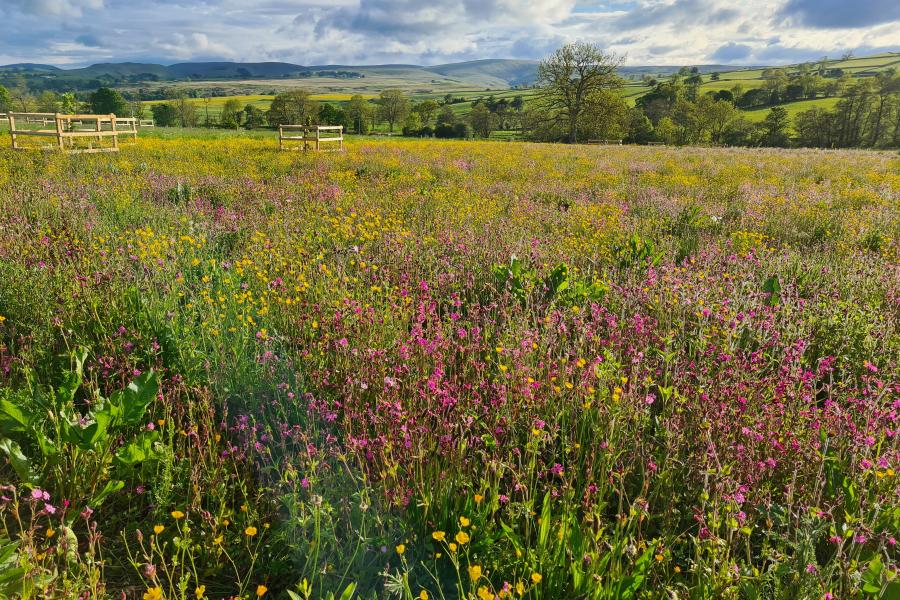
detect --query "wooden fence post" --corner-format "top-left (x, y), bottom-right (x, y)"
top-left (111, 115), bottom-right (118, 151)
top-left (8, 113), bottom-right (17, 150)
top-left (55, 113), bottom-right (64, 150)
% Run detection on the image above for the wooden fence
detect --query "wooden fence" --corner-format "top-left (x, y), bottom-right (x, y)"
top-left (279, 125), bottom-right (343, 152)
top-left (6, 112), bottom-right (139, 153)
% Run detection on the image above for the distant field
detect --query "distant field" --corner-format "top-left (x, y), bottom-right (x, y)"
top-left (742, 96), bottom-right (843, 124)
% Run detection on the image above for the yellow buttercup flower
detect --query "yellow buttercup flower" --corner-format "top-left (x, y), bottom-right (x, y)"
top-left (171, 510), bottom-right (185, 520)
top-left (459, 516), bottom-right (470, 527)
top-left (516, 581), bottom-right (525, 595)
top-left (474, 494), bottom-right (484, 504)
top-left (256, 584), bottom-right (268, 597)
top-left (468, 564), bottom-right (482, 581)
top-left (194, 585), bottom-right (205, 599)
top-left (396, 544), bottom-right (405, 555)
top-left (418, 591), bottom-right (429, 600)
top-left (245, 526), bottom-right (258, 537)
top-left (531, 573), bottom-right (542, 584)
top-left (432, 530), bottom-right (446, 542)
top-left (455, 531), bottom-right (470, 545)
top-left (449, 542), bottom-right (458, 552)
top-left (477, 586), bottom-right (493, 600)
top-left (153, 525), bottom-right (165, 535)
top-left (143, 587), bottom-right (164, 600)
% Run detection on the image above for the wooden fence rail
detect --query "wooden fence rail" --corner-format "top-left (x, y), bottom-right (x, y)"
top-left (279, 125), bottom-right (343, 152)
top-left (6, 112), bottom-right (139, 153)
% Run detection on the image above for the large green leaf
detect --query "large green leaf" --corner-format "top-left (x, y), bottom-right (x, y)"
top-left (0, 439), bottom-right (37, 485)
top-left (114, 429), bottom-right (160, 467)
top-left (89, 479), bottom-right (124, 507)
top-left (112, 371), bottom-right (159, 426)
top-left (0, 398), bottom-right (33, 435)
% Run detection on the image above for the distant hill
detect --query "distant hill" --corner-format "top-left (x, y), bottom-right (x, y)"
top-left (1, 53), bottom-right (897, 95)
top-left (429, 59), bottom-right (540, 87)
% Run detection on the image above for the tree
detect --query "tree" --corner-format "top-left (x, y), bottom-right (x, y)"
top-left (90, 87), bottom-right (128, 115)
top-left (0, 84), bottom-right (10, 113)
top-left (37, 91), bottom-right (60, 113)
top-left (243, 104), bottom-right (266, 129)
top-left (377, 89), bottom-right (410, 132)
top-left (468, 102), bottom-right (498, 138)
top-left (172, 92), bottom-right (199, 127)
top-left (623, 108), bottom-right (654, 144)
top-left (128, 99), bottom-right (146, 119)
top-left (537, 42), bottom-right (623, 143)
top-left (151, 103), bottom-right (178, 127)
top-left (319, 103), bottom-right (349, 129)
top-left (577, 89), bottom-right (629, 141)
top-left (266, 90), bottom-right (319, 126)
top-left (794, 107), bottom-right (838, 147)
top-left (347, 94), bottom-right (373, 134)
top-left (436, 106), bottom-right (457, 126)
top-left (8, 75), bottom-right (34, 111)
top-left (402, 112), bottom-right (423, 136)
top-left (413, 100), bottom-right (439, 126)
top-left (60, 93), bottom-right (80, 114)
top-left (760, 106), bottom-right (790, 147)
top-left (220, 98), bottom-right (243, 128)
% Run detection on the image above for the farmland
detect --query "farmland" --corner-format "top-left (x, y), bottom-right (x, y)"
top-left (0, 131), bottom-right (898, 599)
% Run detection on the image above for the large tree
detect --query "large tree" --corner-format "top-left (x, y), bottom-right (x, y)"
top-left (537, 41), bottom-right (624, 143)
top-left (413, 99), bottom-right (439, 126)
top-left (346, 94), bottom-right (373, 134)
top-left (468, 102), bottom-right (498, 138)
top-left (376, 89), bottom-right (410, 133)
top-left (266, 90), bottom-right (319, 126)
top-left (90, 87), bottom-right (128, 115)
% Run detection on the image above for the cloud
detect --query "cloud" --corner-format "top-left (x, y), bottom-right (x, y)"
top-left (4, 0), bottom-right (103, 17)
top-left (778, 0), bottom-right (900, 29)
top-left (75, 34), bottom-right (103, 47)
top-left (711, 42), bottom-right (752, 61)
top-left (0, 0), bottom-right (897, 68)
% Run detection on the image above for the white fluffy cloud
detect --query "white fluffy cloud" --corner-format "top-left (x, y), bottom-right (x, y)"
top-left (0, 0), bottom-right (897, 67)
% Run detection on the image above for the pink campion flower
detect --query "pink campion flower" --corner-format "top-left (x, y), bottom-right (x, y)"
top-left (806, 564), bottom-right (817, 573)
top-left (854, 533), bottom-right (867, 544)
top-left (550, 463), bottom-right (564, 476)
top-left (44, 503), bottom-right (56, 514)
top-left (300, 477), bottom-right (310, 490)
top-left (645, 394), bottom-right (655, 405)
top-left (864, 361), bottom-right (878, 373)
top-left (824, 594), bottom-right (833, 600)
top-left (888, 537), bottom-right (897, 546)
top-left (860, 459), bottom-right (873, 470)
top-left (81, 507), bottom-right (94, 520)
top-left (31, 488), bottom-right (46, 500)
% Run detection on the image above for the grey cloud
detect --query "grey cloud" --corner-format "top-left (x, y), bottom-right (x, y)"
top-left (614, 0), bottom-right (740, 31)
top-left (778, 0), bottom-right (900, 29)
top-left (710, 42), bottom-right (752, 61)
top-left (75, 34), bottom-right (103, 47)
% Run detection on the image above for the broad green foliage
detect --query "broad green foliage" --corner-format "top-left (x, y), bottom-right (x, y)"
top-left (0, 134), bottom-right (898, 599)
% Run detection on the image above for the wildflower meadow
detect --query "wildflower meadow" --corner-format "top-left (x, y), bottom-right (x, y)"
top-left (0, 134), bottom-right (898, 599)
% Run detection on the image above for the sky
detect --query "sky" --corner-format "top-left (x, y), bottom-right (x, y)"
top-left (0, 0), bottom-right (898, 68)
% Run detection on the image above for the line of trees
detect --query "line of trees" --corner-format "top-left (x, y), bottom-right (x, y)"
top-left (0, 85), bottom-right (130, 116)
top-left (522, 42), bottom-right (899, 149)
